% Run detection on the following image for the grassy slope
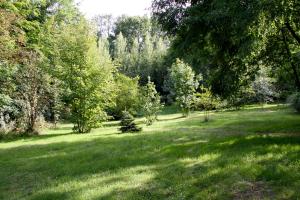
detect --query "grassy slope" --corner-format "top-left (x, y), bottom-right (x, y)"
top-left (0, 105), bottom-right (300, 200)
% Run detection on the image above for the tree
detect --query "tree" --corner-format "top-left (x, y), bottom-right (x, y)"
top-left (167, 59), bottom-right (199, 116)
top-left (56, 19), bottom-right (115, 133)
top-left (141, 77), bottom-right (163, 125)
top-left (119, 110), bottom-right (142, 133)
top-left (13, 52), bottom-right (51, 134)
top-left (139, 32), bottom-right (154, 83)
top-left (194, 87), bottom-right (220, 122)
top-left (113, 32), bottom-right (128, 72)
top-left (1, 0), bottom-right (126, 135)
top-left (110, 15), bottom-right (169, 91)
top-left (0, 0), bottom-right (80, 134)
top-left (114, 16), bottom-right (151, 50)
top-left (287, 92), bottom-right (300, 113)
top-left (151, 36), bottom-right (169, 92)
top-left (153, 0), bottom-right (300, 99)
top-left (127, 37), bottom-right (140, 76)
top-left (0, 63), bottom-right (21, 133)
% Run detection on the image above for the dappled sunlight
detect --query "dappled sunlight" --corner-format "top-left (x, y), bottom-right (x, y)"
top-left (31, 165), bottom-right (157, 200)
top-left (179, 153), bottom-right (220, 167)
top-left (1, 0), bottom-right (300, 198)
top-left (1, 106), bottom-right (300, 199)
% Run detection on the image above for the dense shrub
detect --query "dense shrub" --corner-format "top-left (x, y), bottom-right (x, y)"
top-left (224, 86), bottom-right (256, 110)
top-left (287, 92), bottom-right (300, 112)
top-left (109, 74), bottom-right (141, 119)
top-left (119, 111), bottom-right (142, 133)
top-left (193, 92), bottom-right (221, 111)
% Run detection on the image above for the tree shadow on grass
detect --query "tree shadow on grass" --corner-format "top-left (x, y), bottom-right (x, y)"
top-left (30, 191), bottom-right (69, 200)
top-left (157, 116), bottom-right (186, 122)
top-left (1, 129), bottom-right (300, 200)
top-left (0, 132), bottom-right (75, 144)
top-left (223, 117), bottom-right (300, 135)
top-left (90, 135), bottom-right (300, 200)
top-left (48, 126), bottom-right (72, 131)
top-left (1, 106), bottom-right (300, 199)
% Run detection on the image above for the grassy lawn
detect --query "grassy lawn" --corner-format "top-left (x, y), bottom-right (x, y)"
top-left (1, 105), bottom-right (300, 200)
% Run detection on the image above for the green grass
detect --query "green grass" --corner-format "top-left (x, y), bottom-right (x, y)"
top-left (1, 104), bottom-right (300, 199)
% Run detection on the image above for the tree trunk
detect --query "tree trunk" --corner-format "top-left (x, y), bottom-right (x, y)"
top-left (0, 113), bottom-right (6, 131)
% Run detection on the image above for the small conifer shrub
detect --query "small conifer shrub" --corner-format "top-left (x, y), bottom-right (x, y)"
top-left (119, 111), bottom-right (142, 133)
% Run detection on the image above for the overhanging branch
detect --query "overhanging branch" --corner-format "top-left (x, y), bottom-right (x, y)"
top-left (285, 21), bottom-right (300, 45)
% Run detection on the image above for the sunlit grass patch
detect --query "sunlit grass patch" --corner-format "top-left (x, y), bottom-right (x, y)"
top-left (0, 105), bottom-right (300, 199)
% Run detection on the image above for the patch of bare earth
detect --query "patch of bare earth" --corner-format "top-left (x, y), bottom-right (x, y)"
top-left (232, 181), bottom-right (274, 200)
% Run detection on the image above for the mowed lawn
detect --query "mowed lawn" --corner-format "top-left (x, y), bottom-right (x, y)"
top-left (1, 105), bottom-right (300, 200)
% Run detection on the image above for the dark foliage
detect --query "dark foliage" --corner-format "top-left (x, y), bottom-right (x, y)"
top-left (287, 92), bottom-right (300, 112)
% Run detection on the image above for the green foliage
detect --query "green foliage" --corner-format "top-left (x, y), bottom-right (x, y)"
top-left (152, 0), bottom-right (261, 98)
top-left (113, 32), bottom-right (127, 64)
top-left (194, 86), bottom-right (221, 122)
top-left (0, 0), bottom-right (83, 135)
top-left (141, 77), bottom-right (163, 125)
top-left (287, 92), bottom-right (300, 113)
top-left (167, 59), bottom-right (199, 116)
top-left (194, 90), bottom-right (220, 111)
top-left (56, 19), bottom-right (115, 133)
top-left (152, 0), bottom-right (300, 99)
top-left (0, 6), bottom-right (23, 62)
top-left (110, 74), bottom-right (140, 118)
top-left (14, 52), bottom-right (51, 134)
top-left (114, 16), bottom-right (152, 49)
top-left (119, 110), bottom-right (142, 133)
top-left (109, 16), bottom-right (169, 88)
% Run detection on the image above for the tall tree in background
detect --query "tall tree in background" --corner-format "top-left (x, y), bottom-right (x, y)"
top-left (151, 36), bottom-right (169, 93)
top-left (128, 37), bottom-right (140, 76)
top-left (113, 32), bottom-right (128, 72)
top-left (110, 15), bottom-right (169, 88)
top-left (114, 16), bottom-right (151, 49)
top-left (140, 32), bottom-right (154, 82)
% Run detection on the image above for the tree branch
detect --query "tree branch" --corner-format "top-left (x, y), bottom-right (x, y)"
top-left (285, 21), bottom-right (300, 45)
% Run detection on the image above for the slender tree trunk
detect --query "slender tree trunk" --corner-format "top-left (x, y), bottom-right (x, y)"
top-left (0, 113), bottom-right (6, 131)
top-left (26, 94), bottom-right (39, 134)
